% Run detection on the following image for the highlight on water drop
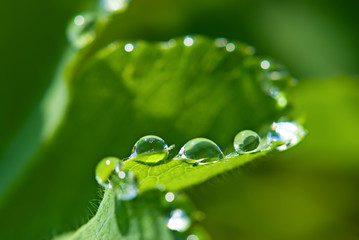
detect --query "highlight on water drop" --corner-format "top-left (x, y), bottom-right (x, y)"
top-left (234, 130), bottom-right (261, 154)
top-left (67, 12), bottom-right (97, 49)
top-left (112, 162), bottom-right (138, 200)
top-left (177, 138), bottom-right (224, 165)
top-left (267, 121), bottom-right (306, 151)
top-left (167, 209), bottom-right (191, 232)
top-left (130, 135), bottom-right (169, 163)
top-left (95, 156), bottom-right (120, 188)
top-left (100, 0), bottom-right (131, 13)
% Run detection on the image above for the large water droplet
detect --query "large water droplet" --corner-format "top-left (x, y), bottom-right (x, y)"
top-left (100, 0), bottom-right (131, 12)
top-left (95, 157), bottom-right (119, 188)
top-left (234, 130), bottom-right (261, 154)
top-left (67, 13), bottom-right (97, 49)
top-left (112, 162), bottom-right (138, 201)
top-left (178, 138), bottom-right (224, 164)
top-left (267, 121), bottom-right (306, 151)
top-left (130, 135), bottom-right (169, 163)
top-left (167, 209), bottom-right (191, 232)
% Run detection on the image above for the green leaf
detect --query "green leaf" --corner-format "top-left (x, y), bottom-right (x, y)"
top-left (0, 35), bottom-right (293, 239)
top-left (122, 148), bottom-right (274, 193)
top-left (55, 145), bottom-right (278, 240)
top-left (54, 189), bottom-right (183, 240)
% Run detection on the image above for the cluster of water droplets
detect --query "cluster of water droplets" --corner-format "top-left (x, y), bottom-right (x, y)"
top-left (95, 124), bottom-right (305, 238)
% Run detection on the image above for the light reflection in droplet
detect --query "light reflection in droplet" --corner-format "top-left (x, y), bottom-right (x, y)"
top-left (165, 192), bottom-right (175, 202)
top-left (118, 171), bottom-right (126, 179)
top-left (187, 234), bottom-right (199, 240)
top-left (74, 15), bottom-right (85, 26)
top-left (268, 121), bottom-right (306, 151)
top-left (124, 43), bottom-right (134, 52)
top-left (101, 0), bottom-right (130, 12)
top-left (276, 94), bottom-right (288, 107)
top-left (225, 43), bottom-right (236, 52)
top-left (215, 38), bottom-right (228, 47)
top-left (260, 60), bottom-right (271, 70)
top-left (167, 209), bottom-right (191, 232)
top-left (106, 160), bottom-right (111, 165)
top-left (184, 36), bottom-right (194, 47)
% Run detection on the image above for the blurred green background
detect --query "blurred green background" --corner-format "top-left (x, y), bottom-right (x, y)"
top-left (1, 0), bottom-right (359, 239)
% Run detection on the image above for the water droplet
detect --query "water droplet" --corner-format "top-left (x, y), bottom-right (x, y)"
top-left (260, 60), bottom-right (271, 70)
top-left (100, 0), bottom-right (130, 12)
top-left (187, 234), bottom-right (199, 240)
top-left (267, 122), bottom-right (306, 151)
top-left (225, 42), bottom-right (236, 52)
top-left (274, 92), bottom-right (288, 108)
top-left (130, 135), bottom-right (169, 163)
top-left (167, 209), bottom-right (191, 232)
top-left (234, 130), bottom-right (261, 154)
top-left (178, 138), bottom-right (224, 164)
top-left (112, 162), bottom-right (138, 200)
top-left (124, 43), bottom-right (134, 52)
top-left (67, 13), bottom-right (97, 49)
top-left (95, 157), bottom-right (119, 188)
top-left (184, 36), bottom-right (194, 47)
top-left (165, 192), bottom-right (175, 203)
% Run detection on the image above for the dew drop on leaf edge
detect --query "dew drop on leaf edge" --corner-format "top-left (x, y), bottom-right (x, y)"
top-left (130, 135), bottom-right (169, 163)
top-left (234, 130), bottom-right (261, 154)
top-left (178, 138), bottom-right (224, 163)
top-left (95, 157), bottom-right (119, 188)
top-left (267, 121), bottom-right (306, 151)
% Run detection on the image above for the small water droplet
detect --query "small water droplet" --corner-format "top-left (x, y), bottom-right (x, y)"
top-left (184, 36), bottom-right (194, 47)
top-left (225, 42), bottom-right (236, 52)
top-left (267, 122), bottom-right (306, 151)
top-left (100, 0), bottom-right (130, 12)
top-left (67, 13), bottom-right (97, 49)
top-left (167, 209), bottom-right (191, 232)
top-left (165, 192), bottom-right (175, 203)
top-left (274, 92), bottom-right (288, 108)
top-left (187, 234), bottom-right (200, 240)
top-left (112, 162), bottom-right (138, 200)
top-left (95, 157), bottom-right (119, 188)
top-left (234, 130), bottom-right (261, 154)
top-left (130, 135), bottom-right (169, 163)
top-left (178, 138), bottom-right (224, 164)
top-left (124, 43), bottom-right (134, 52)
top-left (260, 60), bottom-right (271, 70)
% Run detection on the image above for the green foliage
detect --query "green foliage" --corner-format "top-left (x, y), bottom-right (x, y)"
top-left (55, 147), bottom-right (278, 240)
top-left (2, 0), bottom-right (358, 239)
top-left (0, 33), bottom-right (290, 239)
